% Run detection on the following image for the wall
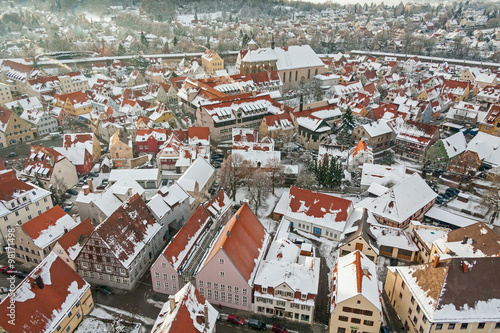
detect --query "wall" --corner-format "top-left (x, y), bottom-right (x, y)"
top-left (329, 294), bottom-right (381, 333)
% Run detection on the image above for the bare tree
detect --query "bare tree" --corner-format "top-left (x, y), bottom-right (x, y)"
top-left (295, 168), bottom-right (318, 190)
top-left (247, 168), bottom-right (271, 215)
top-left (482, 174), bottom-right (500, 224)
top-left (265, 157), bottom-right (285, 195)
top-left (218, 153), bottom-right (248, 201)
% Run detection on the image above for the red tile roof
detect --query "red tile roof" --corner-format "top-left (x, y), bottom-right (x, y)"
top-left (204, 203), bottom-right (266, 282)
top-left (188, 127), bottom-right (210, 141)
top-left (56, 218), bottom-right (94, 255)
top-left (163, 205), bottom-right (211, 269)
top-left (0, 254), bottom-right (89, 333)
top-left (63, 133), bottom-right (94, 148)
top-left (288, 186), bottom-right (352, 222)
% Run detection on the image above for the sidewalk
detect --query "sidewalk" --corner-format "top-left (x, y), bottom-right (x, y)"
top-left (216, 304), bottom-right (328, 333)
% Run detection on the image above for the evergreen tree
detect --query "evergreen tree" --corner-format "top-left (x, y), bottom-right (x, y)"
top-left (140, 31), bottom-right (149, 50)
top-left (336, 107), bottom-right (356, 146)
top-left (173, 36), bottom-right (178, 46)
top-left (242, 33), bottom-right (250, 48)
top-left (206, 36), bottom-right (211, 49)
top-left (117, 43), bottom-right (126, 55)
top-left (132, 55), bottom-right (149, 75)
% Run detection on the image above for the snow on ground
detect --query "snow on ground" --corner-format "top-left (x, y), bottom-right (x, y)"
top-left (176, 12), bottom-right (224, 24)
top-left (95, 304), bottom-right (156, 326)
top-left (235, 186), bottom-right (286, 218)
top-left (75, 307), bottom-right (144, 333)
top-left (146, 298), bottom-right (165, 309)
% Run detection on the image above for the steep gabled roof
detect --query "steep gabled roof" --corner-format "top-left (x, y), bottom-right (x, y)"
top-left (202, 203), bottom-right (268, 283)
top-left (56, 218), bottom-right (94, 260)
top-left (151, 282), bottom-right (218, 333)
top-left (92, 194), bottom-right (161, 268)
top-left (21, 205), bottom-right (79, 249)
top-left (0, 253), bottom-right (90, 333)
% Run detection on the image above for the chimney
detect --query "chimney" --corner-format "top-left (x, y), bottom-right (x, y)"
top-left (271, 34), bottom-right (275, 50)
top-left (462, 235), bottom-right (468, 244)
top-left (169, 295), bottom-right (175, 312)
top-left (433, 254), bottom-right (439, 268)
top-left (252, 90), bottom-right (256, 98)
top-left (34, 275), bottom-right (44, 289)
top-left (362, 265), bottom-right (369, 276)
top-left (87, 179), bottom-right (94, 193)
top-left (204, 305), bottom-right (209, 326)
top-left (235, 214), bottom-right (239, 220)
top-left (82, 185), bottom-right (90, 195)
top-left (299, 94), bottom-right (304, 112)
top-left (462, 261), bottom-right (469, 273)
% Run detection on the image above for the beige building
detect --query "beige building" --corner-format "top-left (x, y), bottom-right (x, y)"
top-left (428, 222), bottom-right (500, 263)
top-left (0, 252), bottom-right (94, 333)
top-left (0, 170), bottom-right (53, 251)
top-left (407, 221), bottom-right (449, 264)
top-left (330, 250), bottom-right (382, 333)
top-left (339, 209), bottom-right (379, 263)
top-left (201, 49), bottom-right (224, 75)
top-left (15, 206), bottom-right (80, 268)
top-left (0, 106), bottom-right (37, 147)
top-left (52, 218), bottom-right (94, 271)
top-left (0, 82), bottom-right (13, 105)
top-left (352, 121), bottom-right (394, 153)
top-left (109, 129), bottom-right (133, 159)
top-left (237, 44), bottom-right (326, 89)
top-left (385, 257), bottom-right (500, 333)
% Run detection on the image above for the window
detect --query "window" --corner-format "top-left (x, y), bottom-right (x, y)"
top-left (339, 316), bottom-right (348, 322)
top-left (234, 294), bottom-right (239, 304)
top-left (242, 296), bottom-right (247, 306)
top-left (164, 282), bottom-right (169, 291)
top-left (220, 271), bottom-right (225, 277)
top-left (220, 284), bottom-right (225, 291)
top-left (416, 305), bottom-right (421, 314)
top-left (435, 323), bottom-right (443, 330)
top-left (214, 283), bottom-right (218, 290)
top-left (234, 287), bottom-right (239, 294)
top-left (154, 272), bottom-right (160, 278)
top-left (219, 258), bottom-right (224, 264)
top-left (478, 323), bottom-right (485, 329)
top-left (448, 324), bottom-right (456, 329)
top-left (199, 280), bottom-right (203, 287)
top-left (364, 320), bottom-right (374, 326)
top-left (207, 282), bottom-right (212, 289)
top-left (172, 284), bottom-right (177, 292)
top-left (221, 292), bottom-right (226, 302)
top-left (171, 275), bottom-right (176, 282)
top-left (338, 329), bottom-right (346, 333)
top-left (242, 288), bottom-right (247, 295)
top-left (460, 323), bottom-right (468, 330)
top-left (163, 274), bottom-right (168, 280)
top-left (227, 286), bottom-right (232, 293)
top-left (214, 290), bottom-right (219, 300)
top-left (207, 289), bottom-right (212, 299)
top-left (351, 318), bottom-right (361, 324)
top-left (410, 296), bottom-right (415, 304)
top-left (422, 315), bottom-right (427, 324)
top-left (156, 281), bottom-right (160, 289)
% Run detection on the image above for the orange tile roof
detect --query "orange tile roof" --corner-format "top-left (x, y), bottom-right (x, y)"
top-left (352, 138), bottom-right (369, 157)
top-left (0, 254), bottom-right (89, 333)
top-left (188, 127), bottom-right (210, 141)
top-left (203, 203), bottom-right (266, 282)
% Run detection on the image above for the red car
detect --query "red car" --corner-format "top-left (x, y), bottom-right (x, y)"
top-left (0, 266), bottom-right (15, 274)
top-left (272, 324), bottom-right (288, 333)
top-left (227, 314), bottom-right (245, 325)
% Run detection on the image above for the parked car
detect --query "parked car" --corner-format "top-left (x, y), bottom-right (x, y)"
top-left (380, 326), bottom-right (390, 333)
top-left (248, 318), bottom-right (266, 330)
top-left (5, 152), bottom-right (17, 158)
top-left (63, 202), bottom-right (74, 212)
top-left (213, 162), bottom-right (221, 169)
top-left (96, 184), bottom-right (106, 190)
top-left (272, 324), bottom-right (288, 333)
top-left (14, 270), bottom-right (28, 279)
top-left (445, 187), bottom-right (460, 196)
top-left (435, 197), bottom-right (445, 205)
top-left (95, 285), bottom-right (114, 295)
top-left (440, 193), bottom-right (452, 200)
top-left (66, 188), bottom-right (78, 195)
top-left (0, 266), bottom-right (15, 274)
top-left (227, 314), bottom-right (245, 326)
top-left (88, 172), bottom-right (99, 178)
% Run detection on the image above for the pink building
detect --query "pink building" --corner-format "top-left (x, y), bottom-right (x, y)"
top-left (195, 203), bottom-right (270, 311)
top-left (150, 190), bottom-right (232, 295)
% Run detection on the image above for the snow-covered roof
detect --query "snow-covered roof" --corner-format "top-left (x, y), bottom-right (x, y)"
top-left (360, 163), bottom-right (407, 188)
top-left (177, 157), bottom-right (214, 193)
top-left (0, 253), bottom-right (90, 332)
top-left (365, 173), bottom-right (437, 225)
top-left (242, 45), bottom-right (324, 71)
top-left (440, 131), bottom-right (467, 159)
top-left (151, 282), bottom-right (218, 333)
top-left (91, 194), bottom-right (161, 268)
top-left (109, 168), bottom-right (160, 183)
top-left (391, 257), bottom-right (500, 323)
top-left (332, 250), bottom-right (381, 312)
top-left (362, 120), bottom-right (393, 138)
top-left (424, 206), bottom-right (479, 229)
top-left (466, 131), bottom-right (500, 167)
top-left (21, 205), bottom-right (79, 249)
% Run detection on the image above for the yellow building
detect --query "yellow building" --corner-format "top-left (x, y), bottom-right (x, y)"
top-left (330, 250), bottom-right (382, 333)
top-left (54, 91), bottom-right (93, 117)
top-left (479, 104), bottom-right (500, 136)
top-left (0, 252), bottom-right (94, 333)
top-left (338, 209), bottom-right (379, 263)
top-left (0, 82), bottom-right (13, 105)
top-left (0, 106), bottom-right (37, 147)
top-left (385, 257), bottom-right (500, 333)
top-left (201, 49), bottom-right (224, 75)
